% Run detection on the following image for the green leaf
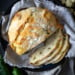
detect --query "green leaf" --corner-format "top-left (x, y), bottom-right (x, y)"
top-left (12, 67), bottom-right (23, 75)
top-left (0, 55), bottom-right (11, 75)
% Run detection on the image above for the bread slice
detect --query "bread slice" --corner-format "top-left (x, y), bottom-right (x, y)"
top-left (30, 29), bottom-right (63, 65)
top-left (47, 34), bottom-right (69, 64)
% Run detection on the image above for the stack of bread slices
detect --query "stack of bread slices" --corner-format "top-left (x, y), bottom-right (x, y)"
top-left (30, 29), bottom-right (70, 65)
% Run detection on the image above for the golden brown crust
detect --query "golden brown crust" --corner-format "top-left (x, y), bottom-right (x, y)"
top-left (8, 7), bottom-right (63, 55)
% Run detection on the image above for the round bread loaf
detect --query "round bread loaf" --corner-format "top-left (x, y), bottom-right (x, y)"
top-left (8, 7), bottom-right (63, 55)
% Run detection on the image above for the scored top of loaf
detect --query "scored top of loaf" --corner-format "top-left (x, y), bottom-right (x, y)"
top-left (8, 7), bottom-right (63, 55)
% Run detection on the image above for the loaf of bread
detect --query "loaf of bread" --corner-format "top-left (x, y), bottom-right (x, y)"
top-left (8, 7), bottom-right (63, 55)
top-left (29, 29), bottom-right (63, 65)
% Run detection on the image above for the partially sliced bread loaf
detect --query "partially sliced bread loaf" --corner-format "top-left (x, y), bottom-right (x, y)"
top-left (30, 29), bottom-right (63, 65)
top-left (47, 34), bottom-right (69, 64)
